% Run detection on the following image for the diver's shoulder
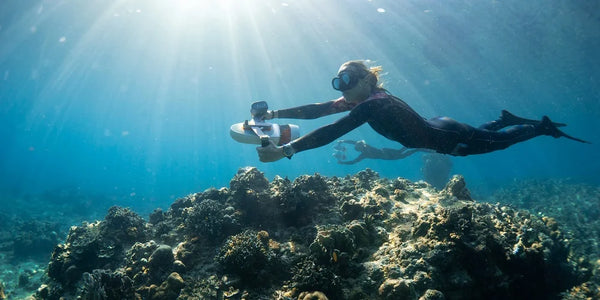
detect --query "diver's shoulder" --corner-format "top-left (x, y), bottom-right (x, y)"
top-left (383, 91), bottom-right (410, 103)
top-left (366, 90), bottom-right (391, 101)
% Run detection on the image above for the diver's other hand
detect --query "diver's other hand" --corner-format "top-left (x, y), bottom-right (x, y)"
top-left (333, 140), bottom-right (346, 151)
top-left (333, 150), bottom-right (346, 162)
top-left (257, 140), bottom-right (285, 162)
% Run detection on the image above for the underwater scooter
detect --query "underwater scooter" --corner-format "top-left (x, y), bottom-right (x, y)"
top-left (230, 101), bottom-right (301, 147)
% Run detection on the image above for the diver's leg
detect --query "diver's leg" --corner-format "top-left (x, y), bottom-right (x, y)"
top-left (454, 125), bottom-right (537, 155)
top-left (458, 116), bottom-right (589, 155)
top-left (427, 115), bottom-right (538, 155)
top-left (378, 147), bottom-right (409, 160)
top-left (479, 110), bottom-right (566, 131)
top-left (378, 147), bottom-right (425, 160)
top-left (425, 117), bottom-right (473, 155)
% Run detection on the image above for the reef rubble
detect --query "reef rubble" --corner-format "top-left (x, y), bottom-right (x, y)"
top-left (28, 167), bottom-right (596, 299)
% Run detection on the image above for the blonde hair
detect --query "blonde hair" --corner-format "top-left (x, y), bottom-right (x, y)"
top-left (341, 60), bottom-right (384, 89)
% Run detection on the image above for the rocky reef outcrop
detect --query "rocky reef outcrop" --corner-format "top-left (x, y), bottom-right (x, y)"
top-left (488, 179), bottom-right (600, 299)
top-left (0, 213), bottom-right (64, 299)
top-left (33, 167), bottom-right (592, 299)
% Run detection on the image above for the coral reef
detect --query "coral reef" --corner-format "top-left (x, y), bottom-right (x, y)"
top-left (28, 167), bottom-right (595, 299)
top-left (487, 179), bottom-right (600, 299)
top-left (13, 220), bottom-right (62, 259)
top-left (0, 214), bottom-right (64, 261)
top-left (78, 269), bottom-right (136, 300)
top-left (0, 211), bottom-right (65, 299)
top-left (45, 206), bottom-right (148, 298)
top-left (215, 230), bottom-right (283, 284)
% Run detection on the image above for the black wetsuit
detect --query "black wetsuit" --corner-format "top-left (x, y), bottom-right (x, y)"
top-left (277, 91), bottom-right (541, 156)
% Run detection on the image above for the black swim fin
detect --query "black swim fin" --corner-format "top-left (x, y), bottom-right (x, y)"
top-left (502, 110), bottom-right (566, 127)
top-left (538, 116), bottom-right (591, 144)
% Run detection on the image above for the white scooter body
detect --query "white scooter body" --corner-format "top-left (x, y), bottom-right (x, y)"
top-left (230, 118), bottom-right (300, 145)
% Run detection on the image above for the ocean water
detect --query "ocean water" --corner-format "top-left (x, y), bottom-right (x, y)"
top-left (1, 0), bottom-right (599, 215)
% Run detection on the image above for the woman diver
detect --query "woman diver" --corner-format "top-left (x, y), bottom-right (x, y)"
top-left (257, 60), bottom-right (589, 162)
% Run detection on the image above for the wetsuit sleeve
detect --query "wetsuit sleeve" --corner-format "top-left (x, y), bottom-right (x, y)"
top-left (276, 97), bottom-right (354, 119)
top-left (290, 99), bottom-right (374, 153)
top-left (379, 148), bottom-right (421, 160)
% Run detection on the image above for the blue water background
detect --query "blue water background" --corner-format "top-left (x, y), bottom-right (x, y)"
top-left (1, 0), bottom-right (599, 213)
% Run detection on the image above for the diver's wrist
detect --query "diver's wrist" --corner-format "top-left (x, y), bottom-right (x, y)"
top-left (270, 110), bottom-right (279, 119)
top-left (282, 143), bottom-right (295, 159)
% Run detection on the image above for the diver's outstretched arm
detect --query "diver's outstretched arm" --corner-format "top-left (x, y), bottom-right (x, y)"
top-left (336, 153), bottom-right (367, 165)
top-left (266, 98), bottom-right (355, 120)
top-left (377, 147), bottom-right (431, 160)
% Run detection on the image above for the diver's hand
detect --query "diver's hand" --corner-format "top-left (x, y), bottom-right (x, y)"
top-left (333, 151), bottom-right (351, 164)
top-left (334, 150), bottom-right (363, 165)
top-left (354, 140), bottom-right (368, 152)
top-left (257, 140), bottom-right (285, 162)
top-left (333, 141), bottom-right (348, 163)
top-left (263, 110), bottom-right (276, 120)
top-left (333, 140), bottom-right (346, 151)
